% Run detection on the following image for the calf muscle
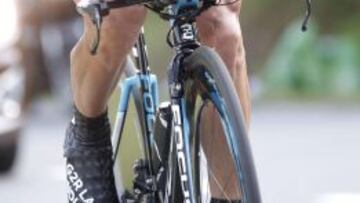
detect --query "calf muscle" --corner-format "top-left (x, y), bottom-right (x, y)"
top-left (70, 6), bottom-right (146, 117)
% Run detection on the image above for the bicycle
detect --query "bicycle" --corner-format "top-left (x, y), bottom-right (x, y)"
top-left (77, 0), bottom-right (262, 202)
top-left (75, 0), bottom-right (315, 201)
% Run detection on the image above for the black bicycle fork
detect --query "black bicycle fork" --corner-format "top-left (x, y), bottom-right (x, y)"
top-left (164, 20), bottom-right (200, 203)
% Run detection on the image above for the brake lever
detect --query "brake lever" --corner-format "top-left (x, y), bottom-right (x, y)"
top-left (301, 0), bottom-right (312, 32)
top-left (77, 0), bottom-right (109, 54)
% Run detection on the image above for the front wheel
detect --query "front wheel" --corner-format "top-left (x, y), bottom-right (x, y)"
top-left (181, 46), bottom-right (261, 203)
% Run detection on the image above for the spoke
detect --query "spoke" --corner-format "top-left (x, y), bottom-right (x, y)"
top-left (222, 163), bottom-right (242, 200)
top-left (200, 156), bottom-right (232, 202)
top-left (220, 145), bottom-right (241, 199)
top-left (198, 102), bottom-right (242, 202)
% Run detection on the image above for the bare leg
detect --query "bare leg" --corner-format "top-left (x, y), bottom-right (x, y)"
top-left (197, 1), bottom-right (251, 200)
top-left (64, 2), bottom-right (147, 203)
top-left (197, 1), bottom-right (250, 126)
top-left (71, 4), bottom-right (147, 117)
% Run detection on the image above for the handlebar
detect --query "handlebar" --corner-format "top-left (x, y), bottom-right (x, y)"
top-left (76, 0), bottom-right (312, 55)
top-left (76, 0), bottom-right (188, 54)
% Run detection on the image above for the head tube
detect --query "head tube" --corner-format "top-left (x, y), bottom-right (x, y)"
top-left (173, 0), bottom-right (200, 14)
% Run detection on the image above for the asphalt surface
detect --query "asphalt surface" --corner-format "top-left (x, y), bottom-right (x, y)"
top-left (251, 102), bottom-right (360, 203)
top-left (1, 101), bottom-right (360, 203)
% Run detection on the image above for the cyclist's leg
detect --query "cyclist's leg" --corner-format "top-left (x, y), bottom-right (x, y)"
top-left (196, 2), bottom-right (249, 201)
top-left (71, 6), bottom-right (147, 117)
top-left (64, 2), bottom-right (146, 202)
top-left (197, 1), bottom-right (250, 127)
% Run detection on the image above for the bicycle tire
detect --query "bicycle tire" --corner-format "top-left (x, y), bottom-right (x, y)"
top-left (179, 46), bottom-right (261, 203)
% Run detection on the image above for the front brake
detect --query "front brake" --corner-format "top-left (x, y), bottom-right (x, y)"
top-left (301, 0), bottom-right (312, 32)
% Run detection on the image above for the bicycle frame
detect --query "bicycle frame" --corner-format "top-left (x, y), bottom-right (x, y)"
top-left (111, 29), bottom-right (159, 196)
top-left (110, 0), bottom-right (225, 202)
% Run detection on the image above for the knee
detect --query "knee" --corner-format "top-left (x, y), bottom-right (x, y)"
top-left (217, 21), bottom-right (242, 48)
top-left (100, 6), bottom-right (146, 47)
top-left (79, 6), bottom-right (146, 69)
top-left (197, 5), bottom-right (242, 47)
top-left (103, 6), bottom-right (146, 33)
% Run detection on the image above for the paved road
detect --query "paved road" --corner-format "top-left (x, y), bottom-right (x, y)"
top-left (0, 102), bottom-right (69, 203)
top-left (1, 101), bottom-right (360, 203)
top-left (251, 102), bottom-right (360, 203)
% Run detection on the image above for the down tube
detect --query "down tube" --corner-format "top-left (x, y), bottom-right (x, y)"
top-left (112, 75), bottom-right (141, 197)
top-left (171, 98), bottom-right (196, 203)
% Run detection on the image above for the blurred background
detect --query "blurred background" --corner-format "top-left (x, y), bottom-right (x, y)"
top-left (0, 0), bottom-right (359, 202)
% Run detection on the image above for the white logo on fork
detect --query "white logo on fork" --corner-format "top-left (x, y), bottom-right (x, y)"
top-left (172, 104), bottom-right (191, 203)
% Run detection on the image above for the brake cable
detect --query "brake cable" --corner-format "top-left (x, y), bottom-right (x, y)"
top-left (301, 0), bottom-right (312, 32)
top-left (76, 0), bottom-right (108, 55)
